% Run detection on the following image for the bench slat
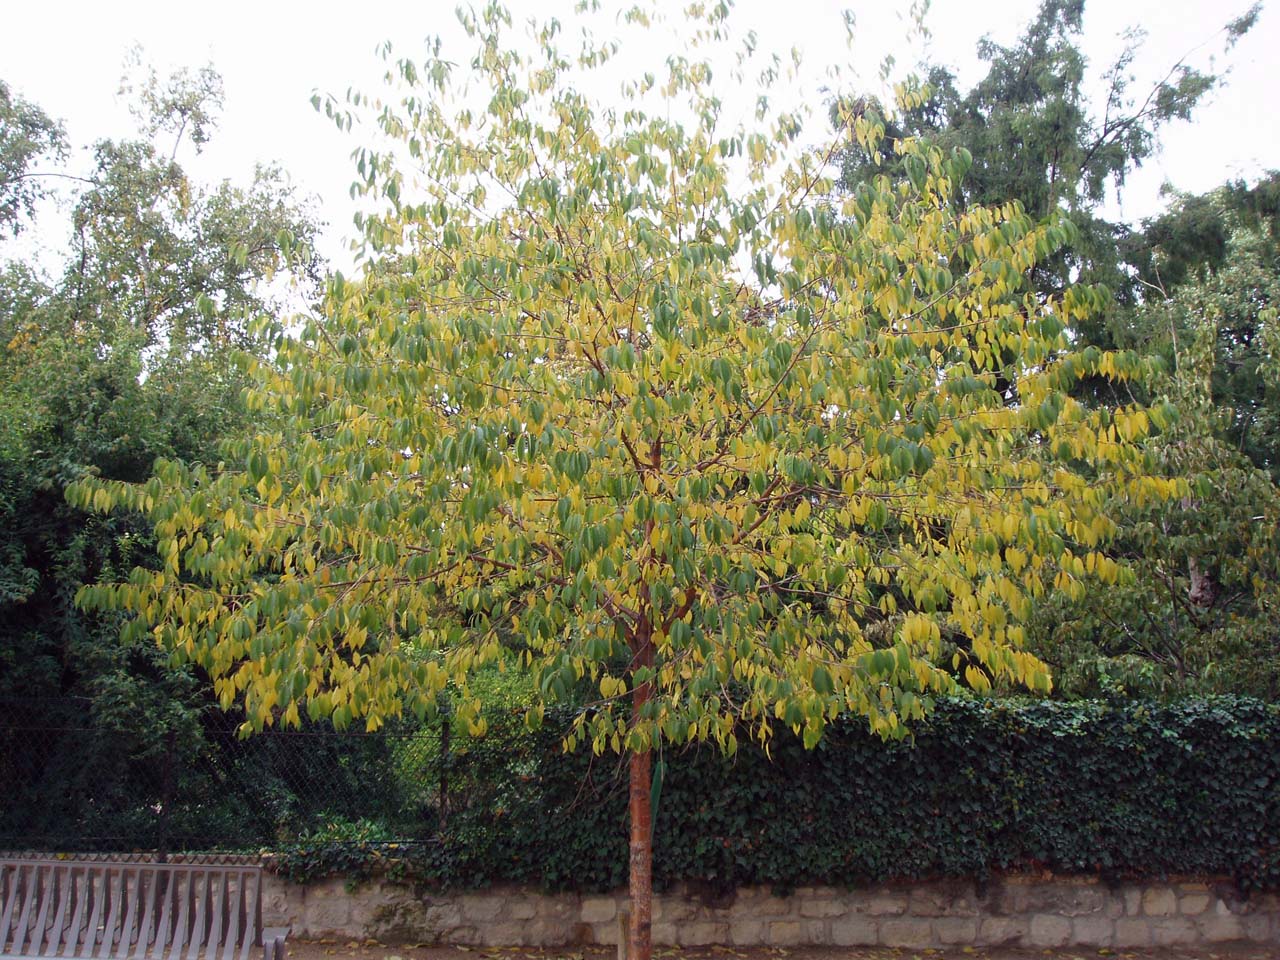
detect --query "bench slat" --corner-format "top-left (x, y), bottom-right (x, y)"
top-left (27, 866), bottom-right (54, 957)
top-left (132, 868), bottom-right (158, 960)
top-left (45, 866), bottom-right (73, 958)
top-left (120, 867), bottom-right (142, 959)
top-left (207, 871), bottom-right (226, 959)
top-left (237, 871), bottom-right (259, 960)
top-left (221, 872), bottom-right (239, 960)
top-left (185, 871), bottom-right (206, 960)
top-left (12, 865), bottom-right (39, 956)
top-left (173, 869), bottom-right (195, 960)
top-left (0, 865), bottom-right (20, 952)
top-left (95, 869), bottom-right (118, 959)
top-left (84, 867), bottom-right (109, 958)
top-left (63, 868), bottom-right (87, 958)
top-left (155, 868), bottom-right (177, 960)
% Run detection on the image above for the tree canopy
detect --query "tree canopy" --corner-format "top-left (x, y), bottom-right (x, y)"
top-left (835, 0), bottom-right (1261, 305)
top-left (72, 6), bottom-right (1182, 958)
top-left (0, 62), bottom-right (321, 779)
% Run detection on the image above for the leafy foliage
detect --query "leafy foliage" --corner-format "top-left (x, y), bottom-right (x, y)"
top-left (76, 6), bottom-right (1173, 754)
top-left (71, 17), bottom-right (1184, 957)
top-left (1025, 188), bottom-right (1280, 697)
top-left (835, 0), bottom-right (1259, 304)
top-left (0, 78), bottom-right (66, 235)
top-left (0, 63), bottom-right (322, 812)
top-left (834, 1), bottom-right (1279, 698)
top-left (0, 703), bottom-right (424, 853)
top-left (279, 698), bottom-right (1280, 893)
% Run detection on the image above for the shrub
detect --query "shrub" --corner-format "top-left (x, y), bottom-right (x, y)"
top-left (284, 697), bottom-right (1280, 893)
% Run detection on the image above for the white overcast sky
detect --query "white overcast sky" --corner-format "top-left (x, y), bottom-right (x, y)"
top-left (2, 0), bottom-right (1275, 273)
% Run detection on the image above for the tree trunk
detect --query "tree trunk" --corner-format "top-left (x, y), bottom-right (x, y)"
top-left (628, 745), bottom-right (653, 960)
top-left (627, 624), bottom-right (655, 960)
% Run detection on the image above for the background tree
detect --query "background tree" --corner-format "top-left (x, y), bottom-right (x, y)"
top-left (835, 0), bottom-right (1260, 310)
top-left (76, 7), bottom-right (1176, 958)
top-left (0, 61), bottom-right (321, 825)
top-left (832, 0), bottom-right (1278, 697)
top-left (0, 78), bottom-right (66, 235)
top-left (1029, 178), bottom-right (1280, 696)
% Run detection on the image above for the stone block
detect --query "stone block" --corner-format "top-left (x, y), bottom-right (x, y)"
top-left (262, 888), bottom-right (293, 926)
top-left (306, 899), bottom-right (353, 934)
top-left (1179, 892), bottom-right (1211, 916)
top-left (768, 920), bottom-right (805, 945)
top-left (651, 922), bottom-right (678, 945)
top-left (478, 922), bottom-right (526, 946)
top-left (1028, 915), bottom-right (1070, 947)
top-left (1213, 895), bottom-right (1239, 915)
top-left (728, 919), bottom-right (764, 945)
top-left (865, 893), bottom-right (907, 916)
top-left (527, 918), bottom-right (574, 946)
top-left (1055, 885), bottom-right (1106, 916)
top-left (751, 896), bottom-right (794, 917)
top-left (1113, 918), bottom-right (1151, 947)
top-left (678, 921), bottom-right (729, 946)
top-left (543, 897), bottom-right (580, 921)
top-left (1197, 913), bottom-right (1243, 943)
top-left (444, 925), bottom-right (479, 945)
top-left (879, 917), bottom-right (934, 949)
top-left (1122, 887), bottom-right (1143, 916)
top-left (1240, 913), bottom-right (1274, 942)
top-left (799, 898), bottom-right (846, 918)
top-left (1071, 915), bottom-right (1113, 946)
top-left (580, 897), bottom-right (617, 923)
top-left (423, 902), bottom-right (463, 930)
top-left (308, 878), bottom-right (348, 900)
top-left (908, 888), bottom-right (950, 917)
top-left (830, 917), bottom-right (878, 946)
top-left (592, 920), bottom-right (619, 945)
top-left (504, 899), bottom-right (536, 921)
top-left (460, 895), bottom-right (503, 923)
top-left (1149, 916), bottom-right (1196, 946)
top-left (933, 917), bottom-right (977, 944)
top-left (653, 898), bottom-right (695, 922)
top-left (1142, 887), bottom-right (1177, 917)
top-left (976, 916), bottom-right (1027, 946)
top-left (993, 882), bottom-right (1030, 915)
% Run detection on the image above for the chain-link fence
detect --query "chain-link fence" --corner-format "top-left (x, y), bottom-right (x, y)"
top-left (0, 697), bottom-right (451, 857)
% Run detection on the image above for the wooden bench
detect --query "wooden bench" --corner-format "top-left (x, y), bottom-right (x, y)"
top-left (0, 859), bottom-right (287, 960)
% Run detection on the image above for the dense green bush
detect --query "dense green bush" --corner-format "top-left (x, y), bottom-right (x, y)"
top-left (278, 697), bottom-right (1280, 893)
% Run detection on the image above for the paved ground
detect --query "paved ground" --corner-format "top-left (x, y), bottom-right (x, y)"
top-left (285, 938), bottom-right (1277, 960)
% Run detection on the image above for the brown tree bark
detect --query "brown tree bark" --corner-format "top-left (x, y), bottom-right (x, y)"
top-left (627, 624), bottom-right (655, 960)
top-left (628, 744), bottom-right (653, 960)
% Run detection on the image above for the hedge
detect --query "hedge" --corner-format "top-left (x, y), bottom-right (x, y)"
top-left (276, 697), bottom-right (1280, 892)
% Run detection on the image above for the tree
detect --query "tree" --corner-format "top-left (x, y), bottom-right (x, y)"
top-left (835, 0), bottom-right (1260, 308)
top-left (1124, 175), bottom-right (1280, 478)
top-left (829, 1), bottom-right (1280, 695)
top-left (0, 61), bottom-right (321, 827)
top-left (1028, 179), bottom-right (1280, 697)
top-left (0, 78), bottom-right (66, 235)
top-left (75, 7), bottom-right (1174, 959)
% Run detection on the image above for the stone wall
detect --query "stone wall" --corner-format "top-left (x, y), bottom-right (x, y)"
top-left (260, 873), bottom-right (1279, 950)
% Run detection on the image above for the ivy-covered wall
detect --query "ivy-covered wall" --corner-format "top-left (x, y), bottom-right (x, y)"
top-left (277, 697), bottom-right (1280, 892)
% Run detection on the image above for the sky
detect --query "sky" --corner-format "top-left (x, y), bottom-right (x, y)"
top-left (2, 0), bottom-right (1275, 273)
